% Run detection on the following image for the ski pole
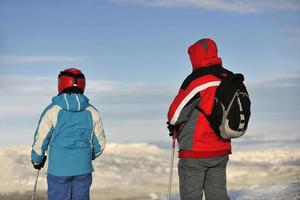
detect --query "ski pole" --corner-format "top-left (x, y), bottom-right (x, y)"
top-left (167, 129), bottom-right (176, 200)
top-left (32, 169), bottom-right (40, 200)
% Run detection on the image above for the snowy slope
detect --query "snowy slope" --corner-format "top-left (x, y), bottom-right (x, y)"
top-left (0, 143), bottom-right (176, 198)
top-left (0, 143), bottom-right (299, 200)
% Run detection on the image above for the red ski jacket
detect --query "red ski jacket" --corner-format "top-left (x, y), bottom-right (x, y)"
top-left (167, 38), bottom-right (231, 158)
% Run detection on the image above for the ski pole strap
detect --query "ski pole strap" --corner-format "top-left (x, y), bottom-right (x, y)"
top-left (172, 130), bottom-right (176, 148)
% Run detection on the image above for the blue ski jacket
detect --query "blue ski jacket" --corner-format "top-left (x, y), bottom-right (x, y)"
top-left (31, 93), bottom-right (106, 176)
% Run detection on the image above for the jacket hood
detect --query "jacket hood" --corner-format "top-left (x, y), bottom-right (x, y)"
top-left (188, 38), bottom-right (222, 70)
top-left (52, 93), bottom-right (89, 112)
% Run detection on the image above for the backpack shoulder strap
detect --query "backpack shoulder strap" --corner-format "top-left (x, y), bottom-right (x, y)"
top-left (181, 65), bottom-right (233, 90)
top-left (181, 66), bottom-right (218, 90)
top-left (205, 65), bottom-right (234, 80)
top-left (195, 106), bottom-right (208, 117)
top-left (193, 66), bottom-right (234, 117)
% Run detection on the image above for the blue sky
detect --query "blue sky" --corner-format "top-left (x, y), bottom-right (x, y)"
top-left (0, 0), bottom-right (299, 145)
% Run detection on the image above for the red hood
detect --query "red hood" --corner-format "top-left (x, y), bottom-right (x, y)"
top-left (188, 38), bottom-right (222, 70)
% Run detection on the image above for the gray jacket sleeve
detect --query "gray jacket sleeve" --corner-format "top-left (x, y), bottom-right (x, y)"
top-left (175, 95), bottom-right (201, 125)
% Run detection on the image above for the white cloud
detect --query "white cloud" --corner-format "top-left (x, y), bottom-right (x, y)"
top-left (248, 74), bottom-right (300, 88)
top-left (1, 73), bottom-right (299, 119)
top-left (280, 27), bottom-right (300, 44)
top-left (280, 27), bottom-right (300, 33)
top-left (0, 75), bottom-right (176, 97)
top-left (248, 70), bottom-right (300, 89)
top-left (0, 74), bottom-right (175, 143)
top-left (109, 0), bottom-right (300, 13)
top-left (0, 54), bottom-right (83, 64)
top-left (0, 75), bottom-right (175, 116)
top-left (0, 76), bottom-right (55, 117)
top-left (0, 75), bottom-right (56, 94)
top-left (1, 73), bottom-right (299, 144)
top-left (88, 79), bottom-right (176, 97)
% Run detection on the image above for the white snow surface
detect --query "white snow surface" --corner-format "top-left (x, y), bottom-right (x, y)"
top-left (0, 143), bottom-right (299, 200)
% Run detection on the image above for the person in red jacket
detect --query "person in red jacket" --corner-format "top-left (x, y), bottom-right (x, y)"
top-left (167, 38), bottom-right (231, 200)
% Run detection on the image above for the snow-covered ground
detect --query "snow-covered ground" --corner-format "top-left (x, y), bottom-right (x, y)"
top-left (0, 143), bottom-right (299, 199)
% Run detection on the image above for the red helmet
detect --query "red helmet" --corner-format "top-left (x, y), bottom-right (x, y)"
top-left (58, 68), bottom-right (86, 94)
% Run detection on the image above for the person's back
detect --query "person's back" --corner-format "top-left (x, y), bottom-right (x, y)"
top-left (31, 68), bottom-right (106, 200)
top-left (167, 38), bottom-right (231, 200)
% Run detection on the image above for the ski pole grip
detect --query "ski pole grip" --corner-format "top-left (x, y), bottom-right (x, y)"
top-left (172, 130), bottom-right (176, 148)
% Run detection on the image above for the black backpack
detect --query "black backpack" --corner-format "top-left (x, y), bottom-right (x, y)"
top-left (196, 66), bottom-right (251, 139)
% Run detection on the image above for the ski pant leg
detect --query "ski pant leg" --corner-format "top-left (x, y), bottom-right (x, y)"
top-left (204, 155), bottom-right (230, 200)
top-left (71, 173), bottom-right (92, 200)
top-left (178, 158), bottom-right (206, 200)
top-left (47, 173), bottom-right (72, 200)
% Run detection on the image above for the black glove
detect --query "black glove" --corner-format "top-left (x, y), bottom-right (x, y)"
top-left (32, 155), bottom-right (47, 170)
top-left (167, 122), bottom-right (180, 137)
top-left (92, 153), bottom-right (97, 161)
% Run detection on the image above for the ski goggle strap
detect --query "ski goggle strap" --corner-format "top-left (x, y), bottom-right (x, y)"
top-left (58, 71), bottom-right (85, 79)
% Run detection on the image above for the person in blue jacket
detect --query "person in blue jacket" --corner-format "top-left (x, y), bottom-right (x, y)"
top-left (31, 68), bottom-right (106, 200)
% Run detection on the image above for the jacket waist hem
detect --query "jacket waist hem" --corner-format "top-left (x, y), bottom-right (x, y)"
top-left (178, 149), bottom-right (231, 158)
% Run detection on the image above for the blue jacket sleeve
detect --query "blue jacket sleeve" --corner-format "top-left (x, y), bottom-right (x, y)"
top-left (31, 104), bottom-right (60, 165)
top-left (87, 106), bottom-right (106, 160)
